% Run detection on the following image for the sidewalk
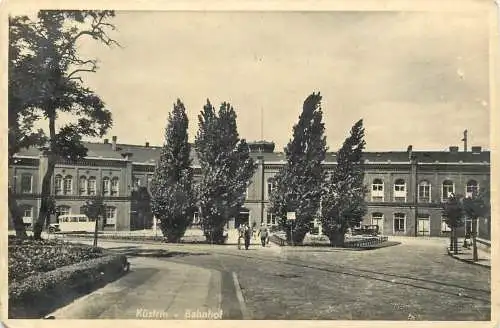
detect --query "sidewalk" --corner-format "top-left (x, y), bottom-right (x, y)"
top-left (47, 257), bottom-right (223, 319)
top-left (447, 246), bottom-right (491, 268)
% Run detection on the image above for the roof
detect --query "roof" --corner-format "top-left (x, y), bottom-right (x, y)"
top-left (13, 142), bottom-right (490, 165)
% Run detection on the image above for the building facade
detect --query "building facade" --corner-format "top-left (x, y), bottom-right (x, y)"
top-left (8, 137), bottom-right (490, 239)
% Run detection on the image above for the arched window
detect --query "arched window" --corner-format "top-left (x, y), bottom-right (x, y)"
top-left (102, 177), bottom-right (111, 196)
top-left (20, 174), bottom-right (33, 193)
top-left (79, 176), bottom-right (88, 195)
top-left (63, 175), bottom-right (73, 195)
top-left (54, 175), bottom-right (63, 195)
top-left (371, 179), bottom-right (384, 201)
top-left (418, 180), bottom-right (432, 203)
top-left (111, 177), bottom-right (119, 196)
top-left (394, 179), bottom-right (406, 202)
top-left (371, 212), bottom-right (384, 234)
top-left (466, 180), bottom-right (479, 198)
top-left (442, 180), bottom-right (454, 202)
top-left (105, 206), bottom-right (117, 226)
top-left (88, 177), bottom-right (97, 196)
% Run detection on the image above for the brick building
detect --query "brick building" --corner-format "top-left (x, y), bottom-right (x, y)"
top-left (8, 137), bottom-right (490, 239)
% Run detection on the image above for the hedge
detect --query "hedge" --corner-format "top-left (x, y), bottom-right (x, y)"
top-left (9, 253), bottom-right (129, 319)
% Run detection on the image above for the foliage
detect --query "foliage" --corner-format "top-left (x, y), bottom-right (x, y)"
top-left (8, 11), bottom-right (118, 239)
top-left (462, 188), bottom-right (490, 221)
top-left (151, 99), bottom-right (195, 242)
top-left (194, 100), bottom-right (256, 243)
top-left (81, 196), bottom-right (106, 223)
top-left (8, 236), bottom-right (104, 283)
top-left (268, 92), bottom-right (327, 244)
top-left (442, 193), bottom-right (465, 228)
top-left (9, 249), bottom-right (127, 319)
top-left (321, 119), bottom-right (368, 246)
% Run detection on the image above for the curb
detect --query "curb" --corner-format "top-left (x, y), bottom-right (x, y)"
top-left (446, 249), bottom-right (491, 269)
top-left (232, 272), bottom-right (251, 320)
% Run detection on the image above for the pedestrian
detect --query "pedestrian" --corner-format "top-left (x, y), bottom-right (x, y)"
top-left (258, 223), bottom-right (269, 247)
top-left (244, 224), bottom-right (252, 250)
top-left (237, 224), bottom-right (245, 250)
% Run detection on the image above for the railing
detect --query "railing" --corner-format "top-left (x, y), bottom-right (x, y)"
top-left (269, 234), bottom-right (287, 246)
top-left (343, 236), bottom-right (388, 248)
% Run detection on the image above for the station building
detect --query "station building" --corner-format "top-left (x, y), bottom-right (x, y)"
top-left (8, 136), bottom-right (490, 239)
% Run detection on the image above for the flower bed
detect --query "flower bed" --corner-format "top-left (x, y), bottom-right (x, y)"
top-left (8, 236), bottom-right (104, 283)
top-left (8, 236), bottom-right (129, 319)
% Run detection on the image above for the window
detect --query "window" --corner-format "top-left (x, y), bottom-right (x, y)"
top-left (393, 179), bottom-right (406, 202)
top-left (111, 177), bottom-right (119, 196)
top-left (442, 180), bottom-right (454, 202)
top-left (147, 175), bottom-right (153, 189)
top-left (102, 177), bottom-right (110, 196)
top-left (371, 212), bottom-right (384, 233)
top-left (418, 180), bottom-right (431, 203)
top-left (105, 206), bottom-right (116, 225)
top-left (267, 180), bottom-right (274, 198)
top-left (63, 175), bottom-right (73, 195)
top-left (393, 213), bottom-right (406, 232)
top-left (22, 206), bottom-right (33, 224)
top-left (88, 177), bottom-right (97, 196)
top-left (371, 179), bottom-right (384, 201)
top-left (441, 217), bottom-right (451, 232)
top-left (54, 175), bottom-right (63, 195)
top-left (79, 176), bottom-right (88, 195)
top-left (266, 212), bottom-right (277, 226)
top-left (20, 174), bottom-right (33, 193)
top-left (466, 180), bottom-right (479, 198)
top-left (57, 205), bottom-right (71, 216)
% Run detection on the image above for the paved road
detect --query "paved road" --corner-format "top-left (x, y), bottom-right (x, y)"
top-left (52, 237), bottom-right (491, 320)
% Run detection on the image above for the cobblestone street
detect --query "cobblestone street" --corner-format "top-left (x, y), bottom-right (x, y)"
top-left (58, 237), bottom-right (491, 320)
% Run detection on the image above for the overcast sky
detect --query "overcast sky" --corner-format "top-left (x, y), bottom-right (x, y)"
top-left (43, 10), bottom-right (490, 151)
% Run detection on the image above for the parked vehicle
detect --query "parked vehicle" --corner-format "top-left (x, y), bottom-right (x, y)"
top-left (57, 214), bottom-right (96, 233)
top-left (47, 223), bottom-right (61, 233)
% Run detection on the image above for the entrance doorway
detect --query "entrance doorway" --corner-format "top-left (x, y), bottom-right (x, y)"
top-left (417, 215), bottom-right (430, 236)
top-left (235, 211), bottom-right (250, 229)
top-left (371, 213), bottom-right (384, 235)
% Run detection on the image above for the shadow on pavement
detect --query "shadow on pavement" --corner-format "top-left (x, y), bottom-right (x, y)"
top-left (106, 246), bottom-right (210, 258)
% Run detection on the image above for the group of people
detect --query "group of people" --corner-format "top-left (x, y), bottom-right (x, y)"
top-left (238, 222), bottom-right (269, 250)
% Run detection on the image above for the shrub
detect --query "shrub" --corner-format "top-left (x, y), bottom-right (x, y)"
top-left (8, 237), bottom-right (104, 282)
top-left (9, 254), bottom-right (128, 319)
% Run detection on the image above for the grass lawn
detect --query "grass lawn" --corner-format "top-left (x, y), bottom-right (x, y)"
top-left (8, 236), bottom-right (104, 283)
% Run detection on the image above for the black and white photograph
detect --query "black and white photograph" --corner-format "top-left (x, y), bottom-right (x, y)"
top-left (2, 0), bottom-right (497, 324)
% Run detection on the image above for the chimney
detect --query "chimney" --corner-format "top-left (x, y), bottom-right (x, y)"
top-left (449, 146), bottom-right (459, 153)
top-left (471, 146), bottom-right (482, 154)
top-left (461, 129), bottom-right (468, 152)
top-left (407, 145), bottom-right (413, 160)
top-left (103, 138), bottom-right (109, 144)
top-left (145, 142), bottom-right (150, 148)
top-left (112, 136), bottom-right (117, 151)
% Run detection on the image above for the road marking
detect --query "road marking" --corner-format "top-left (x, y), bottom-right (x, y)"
top-left (232, 272), bottom-right (250, 319)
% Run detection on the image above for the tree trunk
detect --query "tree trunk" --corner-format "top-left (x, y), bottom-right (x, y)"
top-left (472, 218), bottom-right (478, 261)
top-left (93, 216), bottom-right (99, 247)
top-left (8, 187), bottom-right (28, 239)
top-left (33, 114), bottom-right (56, 240)
top-left (33, 160), bottom-right (56, 239)
top-left (453, 234), bottom-right (458, 255)
top-left (449, 228), bottom-right (453, 252)
top-left (329, 232), bottom-right (345, 247)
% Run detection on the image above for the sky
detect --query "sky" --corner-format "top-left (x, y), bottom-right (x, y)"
top-left (36, 10), bottom-right (491, 151)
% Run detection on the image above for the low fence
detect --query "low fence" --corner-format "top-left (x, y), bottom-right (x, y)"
top-left (268, 234), bottom-right (388, 248)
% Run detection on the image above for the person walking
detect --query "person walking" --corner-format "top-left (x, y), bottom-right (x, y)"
top-left (237, 224), bottom-right (245, 250)
top-left (258, 223), bottom-right (269, 247)
top-left (244, 224), bottom-right (252, 250)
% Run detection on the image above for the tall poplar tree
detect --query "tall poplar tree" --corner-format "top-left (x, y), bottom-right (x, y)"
top-left (195, 100), bottom-right (256, 244)
top-left (150, 99), bottom-right (195, 242)
top-left (268, 92), bottom-right (327, 244)
top-left (321, 119), bottom-right (368, 247)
